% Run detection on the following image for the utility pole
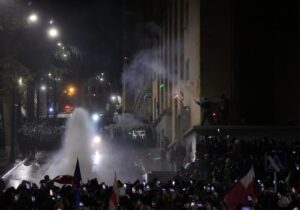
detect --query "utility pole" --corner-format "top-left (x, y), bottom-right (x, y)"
top-left (10, 86), bottom-right (17, 163)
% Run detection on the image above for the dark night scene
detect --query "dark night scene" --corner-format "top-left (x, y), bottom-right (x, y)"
top-left (0, 0), bottom-right (299, 209)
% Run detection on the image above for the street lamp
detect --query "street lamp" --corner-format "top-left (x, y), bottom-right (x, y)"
top-left (66, 86), bottom-right (76, 96)
top-left (40, 85), bottom-right (47, 91)
top-left (28, 13), bottom-right (38, 23)
top-left (48, 27), bottom-right (59, 38)
top-left (18, 77), bottom-right (23, 86)
top-left (57, 42), bottom-right (62, 47)
top-left (111, 95), bottom-right (116, 102)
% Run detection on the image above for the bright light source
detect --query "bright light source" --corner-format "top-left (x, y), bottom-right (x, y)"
top-left (63, 54), bottom-right (67, 57)
top-left (67, 86), bottom-right (76, 96)
top-left (28, 13), bottom-right (38, 23)
top-left (49, 107), bottom-right (54, 113)
top-left (159, 83), bottom-right (165, 89)
top-left (40, 85), bottom-right (46, 91)
top-left (111, 95), bottom-right (116, 101)
top-left (92, 113), bottom-right (100, 122)
top-left (93, 135), bottom-right (101, 144)
top-left (57, 42), bottom-right (62, 46)
top-left (93, 150), bottom-right (101, 165)
top-left (100, 78), bottom-right (104, 82)
top-left (18, 77), bottom-right (23, 86)
top-left (48, 73), bottom-right (52, 77)
top-left (49, 19), bottom-right (54, 24)
top-left (48, 27), bottom-right (59, 38)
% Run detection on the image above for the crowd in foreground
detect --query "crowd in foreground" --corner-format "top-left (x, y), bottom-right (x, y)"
top-left (1, 135), bottom-right (300, 210)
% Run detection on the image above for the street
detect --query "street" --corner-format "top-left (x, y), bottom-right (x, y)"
top-left (2, 139), bottom-right (172, 188)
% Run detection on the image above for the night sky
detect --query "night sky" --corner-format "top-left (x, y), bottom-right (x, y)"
top-left (32, 0), bottom-right (123, 82)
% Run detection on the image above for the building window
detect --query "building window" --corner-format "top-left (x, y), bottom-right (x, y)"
top-left (185, 58), bottom-right (189, 81)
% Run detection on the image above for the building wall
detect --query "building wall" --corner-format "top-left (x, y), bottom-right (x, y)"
top-left (183, 0), bottom-right (201, 127)
top-left (152, 0), bottom-right (300, 150)
top-left (152, 0), bottom-right (201, 145)
top-left (154, 113), bottom-right (172, 148)
top-left (200, 0), bottom-right (233, 107)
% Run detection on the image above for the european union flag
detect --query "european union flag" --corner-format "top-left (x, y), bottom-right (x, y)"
top-left (74, 158), bottom-right (82, 210)
top-left (74, 158), bottom-right (82, 183)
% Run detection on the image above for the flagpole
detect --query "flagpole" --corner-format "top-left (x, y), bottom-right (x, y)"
top-left (274, 171), bottom-right (277, 193)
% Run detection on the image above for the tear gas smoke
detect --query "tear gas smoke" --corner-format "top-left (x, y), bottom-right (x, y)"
top-left (122, 49), bottom-right (199, 107)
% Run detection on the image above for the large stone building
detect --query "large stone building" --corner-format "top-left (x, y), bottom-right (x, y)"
top-left (152, 0), bottom-right (300, 159)
top-left (121, 0), bottom-right (159, 123)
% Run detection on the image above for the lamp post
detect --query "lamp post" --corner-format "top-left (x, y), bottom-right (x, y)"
top-left (28, 13), bottom-right (38, 24)
top-left (48, 27), bottom-right (59, 39)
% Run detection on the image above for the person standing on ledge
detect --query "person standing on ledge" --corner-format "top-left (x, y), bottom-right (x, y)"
top-left (195, 97), bottom-right (210, 125)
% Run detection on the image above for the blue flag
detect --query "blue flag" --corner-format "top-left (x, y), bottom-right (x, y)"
top-left (74, 158), bottom-right (82, 210)
top-left (74, 158), bottom-right (82, 182)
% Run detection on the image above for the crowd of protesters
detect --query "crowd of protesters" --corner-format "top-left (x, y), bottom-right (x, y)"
top-left (17, 119), bottom-right (64, 157)
top-left (1, 135), bottom-right (300, 209)
top-left (182, 135), bottom-right (300, 209)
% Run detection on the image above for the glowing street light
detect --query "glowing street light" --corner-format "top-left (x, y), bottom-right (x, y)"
top-left (48, 27), bottom-right (59, 38)
top-left (57, 42), bottom-right (62, 47)
top-left (63, 53), bottom-right (67, 58)
top-left (18, 77), bottom-right (23, 86)
top-left (28, 13), bottom-right (38, 23)
top-left (111, 95), bottom-right (116, 102)
top-left (66, 86), bottom-right (76, 96)
top-left (49, 19), bottom-right (54, 24)
top-left (69, 87), bottom-right (74, 93)
top-left (40, 85), bottom-right (47, 91)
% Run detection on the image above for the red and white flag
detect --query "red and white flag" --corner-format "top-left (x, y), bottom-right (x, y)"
top-left (224, 167), bottom-right (256, 210)
top-left (53, 175), bottom-right (75, 185)
top-left (108, 172), bottom-right (119, 210)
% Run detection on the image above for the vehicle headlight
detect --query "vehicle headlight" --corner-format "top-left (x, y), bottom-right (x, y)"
top-left (93, 135), bottom-right (101, 144)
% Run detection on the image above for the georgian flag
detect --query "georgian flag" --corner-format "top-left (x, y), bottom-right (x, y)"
top-left (108, 172), bottom-right (119, 210)
top-left (53, 175), bottom-right (75, 184)
top-left (224, 167), bottom-right (256, 210)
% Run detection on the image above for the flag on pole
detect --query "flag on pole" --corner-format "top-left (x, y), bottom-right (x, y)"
top-left (224, 166), bottom-right (256, 210)
top-left (108, 172), bottom-right (119, 210)
top-left (74, 158), bottom-right (82, 210)
top-left (53, 175), bottom-right (75, 185)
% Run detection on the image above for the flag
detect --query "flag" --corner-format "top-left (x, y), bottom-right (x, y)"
top-left (74, 158), bottom-right (82, 210)
top-left (108, 172), bottom-right (119, 210)
top-left (224, 166), bottom-right (256, 210)
top-left (53, 175), bottom-right (75, 184)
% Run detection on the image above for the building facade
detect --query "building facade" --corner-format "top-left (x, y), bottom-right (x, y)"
top-left (152, 0), bottom-right (300, 162)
